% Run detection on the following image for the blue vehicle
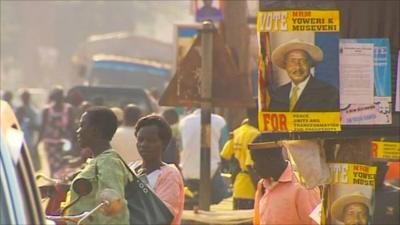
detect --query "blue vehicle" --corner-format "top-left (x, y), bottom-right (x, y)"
top-left (85, 54), bottom-right (171, 92)
top-left (72, 32), bottom-right (173, 93)
top-left (0, 100), bottom-right (49, 225)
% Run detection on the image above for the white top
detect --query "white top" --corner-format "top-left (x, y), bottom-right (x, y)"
top-left (110, 126), bottom-right (140, 164)
top-left (290, 74), bottom-right (311, 100)
top-left (146, 169), bottom-right (161, 189)
top-left (129, 161), bottom-right (161, 189)
top-left (179, 109), bottom-right (226, 179)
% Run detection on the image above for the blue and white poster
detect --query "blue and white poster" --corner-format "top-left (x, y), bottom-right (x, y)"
top-left (340, 38), bottom-right (392, 124)
top-left (174, 24), bottom-right (200, 73)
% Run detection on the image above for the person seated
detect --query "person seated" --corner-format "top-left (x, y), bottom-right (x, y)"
top-left (67, 106), bottom-right (131, 225)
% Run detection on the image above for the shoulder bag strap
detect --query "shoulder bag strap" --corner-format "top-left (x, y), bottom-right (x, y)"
top-left (115, 154), bottom-right (138, 181)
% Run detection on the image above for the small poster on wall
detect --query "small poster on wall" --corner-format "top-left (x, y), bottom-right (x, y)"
top-left (340, 39), bottom-right (392, 124)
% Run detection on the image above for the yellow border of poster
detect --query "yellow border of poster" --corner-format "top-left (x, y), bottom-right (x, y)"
top-left (257, 9), bottom-right (341, 132)
top-left (372, 141), bottom-right (400, 161)
top-left (329, 163), bottom-right (377, 187)
top-left (259, 112), bottom-right (341, 132)
top-left (257, 10), bottom-right (340, 32)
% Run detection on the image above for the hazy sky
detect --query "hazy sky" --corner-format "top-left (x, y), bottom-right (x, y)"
top-left (1, 1), bottom-right (194, 90)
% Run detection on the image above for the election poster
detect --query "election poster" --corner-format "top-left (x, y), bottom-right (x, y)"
top-left (371, 141), bottom-right (400, 161)
top-left (321, 163), bottom-right (376, 225)
top-left (256, 10), bottom-right (341, 132)
top-left (173, 24), bottom-right (200, 73)
top-left (340, 39), bottom-right (392, 124)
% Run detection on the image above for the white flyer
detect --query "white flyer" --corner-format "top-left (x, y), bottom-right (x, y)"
top-left (340, 43), bottom-right (374, 104)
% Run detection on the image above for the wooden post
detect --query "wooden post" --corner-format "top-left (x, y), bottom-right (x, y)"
top-left (199, 20), bottom-right (215, 211)
top-left (221, 0), bottom-right (250, 129)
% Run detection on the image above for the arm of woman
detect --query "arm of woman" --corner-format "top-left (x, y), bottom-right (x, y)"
top-left (154, 166), bottom-right (184, 217)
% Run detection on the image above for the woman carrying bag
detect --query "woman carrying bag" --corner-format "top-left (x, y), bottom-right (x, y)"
top-left (129, 115), bottom-right (185, 225)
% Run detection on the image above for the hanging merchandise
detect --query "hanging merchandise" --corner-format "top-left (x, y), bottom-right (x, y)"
top-left (282, 139), bottom-right (331, 188)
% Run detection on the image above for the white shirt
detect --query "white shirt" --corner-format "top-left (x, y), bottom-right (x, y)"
top-left (290, 74), bottom-right (311, 100)
top-left (110, 126), bottom-right (140, 164)
top-left (146, 170), bottom-right (161, 189)
top-left (179, 109), bottom-right (226, 179)
top-left (129, 161), bottom-right (161, 189)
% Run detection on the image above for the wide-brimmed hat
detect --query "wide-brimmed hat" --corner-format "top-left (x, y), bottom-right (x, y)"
top-left (331, 192), bottom-right (371, 222)
top-left (271, 39), bottom-right (323, 69)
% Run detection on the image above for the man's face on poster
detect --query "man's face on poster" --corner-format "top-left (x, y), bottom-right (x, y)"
top-left (342, 202), bottom-right (369, 225)
top-left (284, 50), bottom-right (312, 85)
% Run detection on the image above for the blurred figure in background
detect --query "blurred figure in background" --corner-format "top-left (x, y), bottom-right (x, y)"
top-left (111, 107), bottom-right (124, 127)
top-left (111, 104), bottom-right (142, 164)
top-left (16, 90), bottom-right (40, 169)
top-left (92, 96), bottom-right (104, 106)
top-left (179, 108), bottom-right (229, 206)
top-left (2, 90), bottom-right (15, 110)
top-left (220, 105), bottom-right (260, 210)
top-left (66, 89), bottom-right (84, 158)
top-left (37, 86), bottom-right (75, 176)
top-left (66, 89), bottom-right (84, 125)
top-left (147, 88), bottom-right (161, 113)
top-left (161, 108), bottom-right (181, 168)
top-left (77, 101), bottom-right (92, 119)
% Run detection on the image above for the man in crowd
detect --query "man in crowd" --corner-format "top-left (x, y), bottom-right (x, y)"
top-left (179, 108), bottom-right (228, 206)
top-left (111, 104), bottom-right (142, 164)
top-left (68, 106), bottom-right (131, 224)
top-left (269, 39), bottom-right (339, 112)
top-left (250, 138), bottom-right (320, 225)
top-left (161, 108), bottom-right (182, 168)
top-left (37, 86), bottom-right (75, 176)
top-left (220, 105), bottom-right (260, 209)
top-left (2, 90), bottom-right (15, 109)
top-left (16, 90), bottom-right (40, 169)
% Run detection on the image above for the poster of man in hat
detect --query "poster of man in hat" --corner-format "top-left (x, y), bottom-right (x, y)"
top-left (331, 192), bottom-right (371, 225)
top-left (324, 163), bottom-right (376, 225)
top-left (269, 39), bottom-right (339, 112)
top-left (257, 10), bottom-right (341, 132)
